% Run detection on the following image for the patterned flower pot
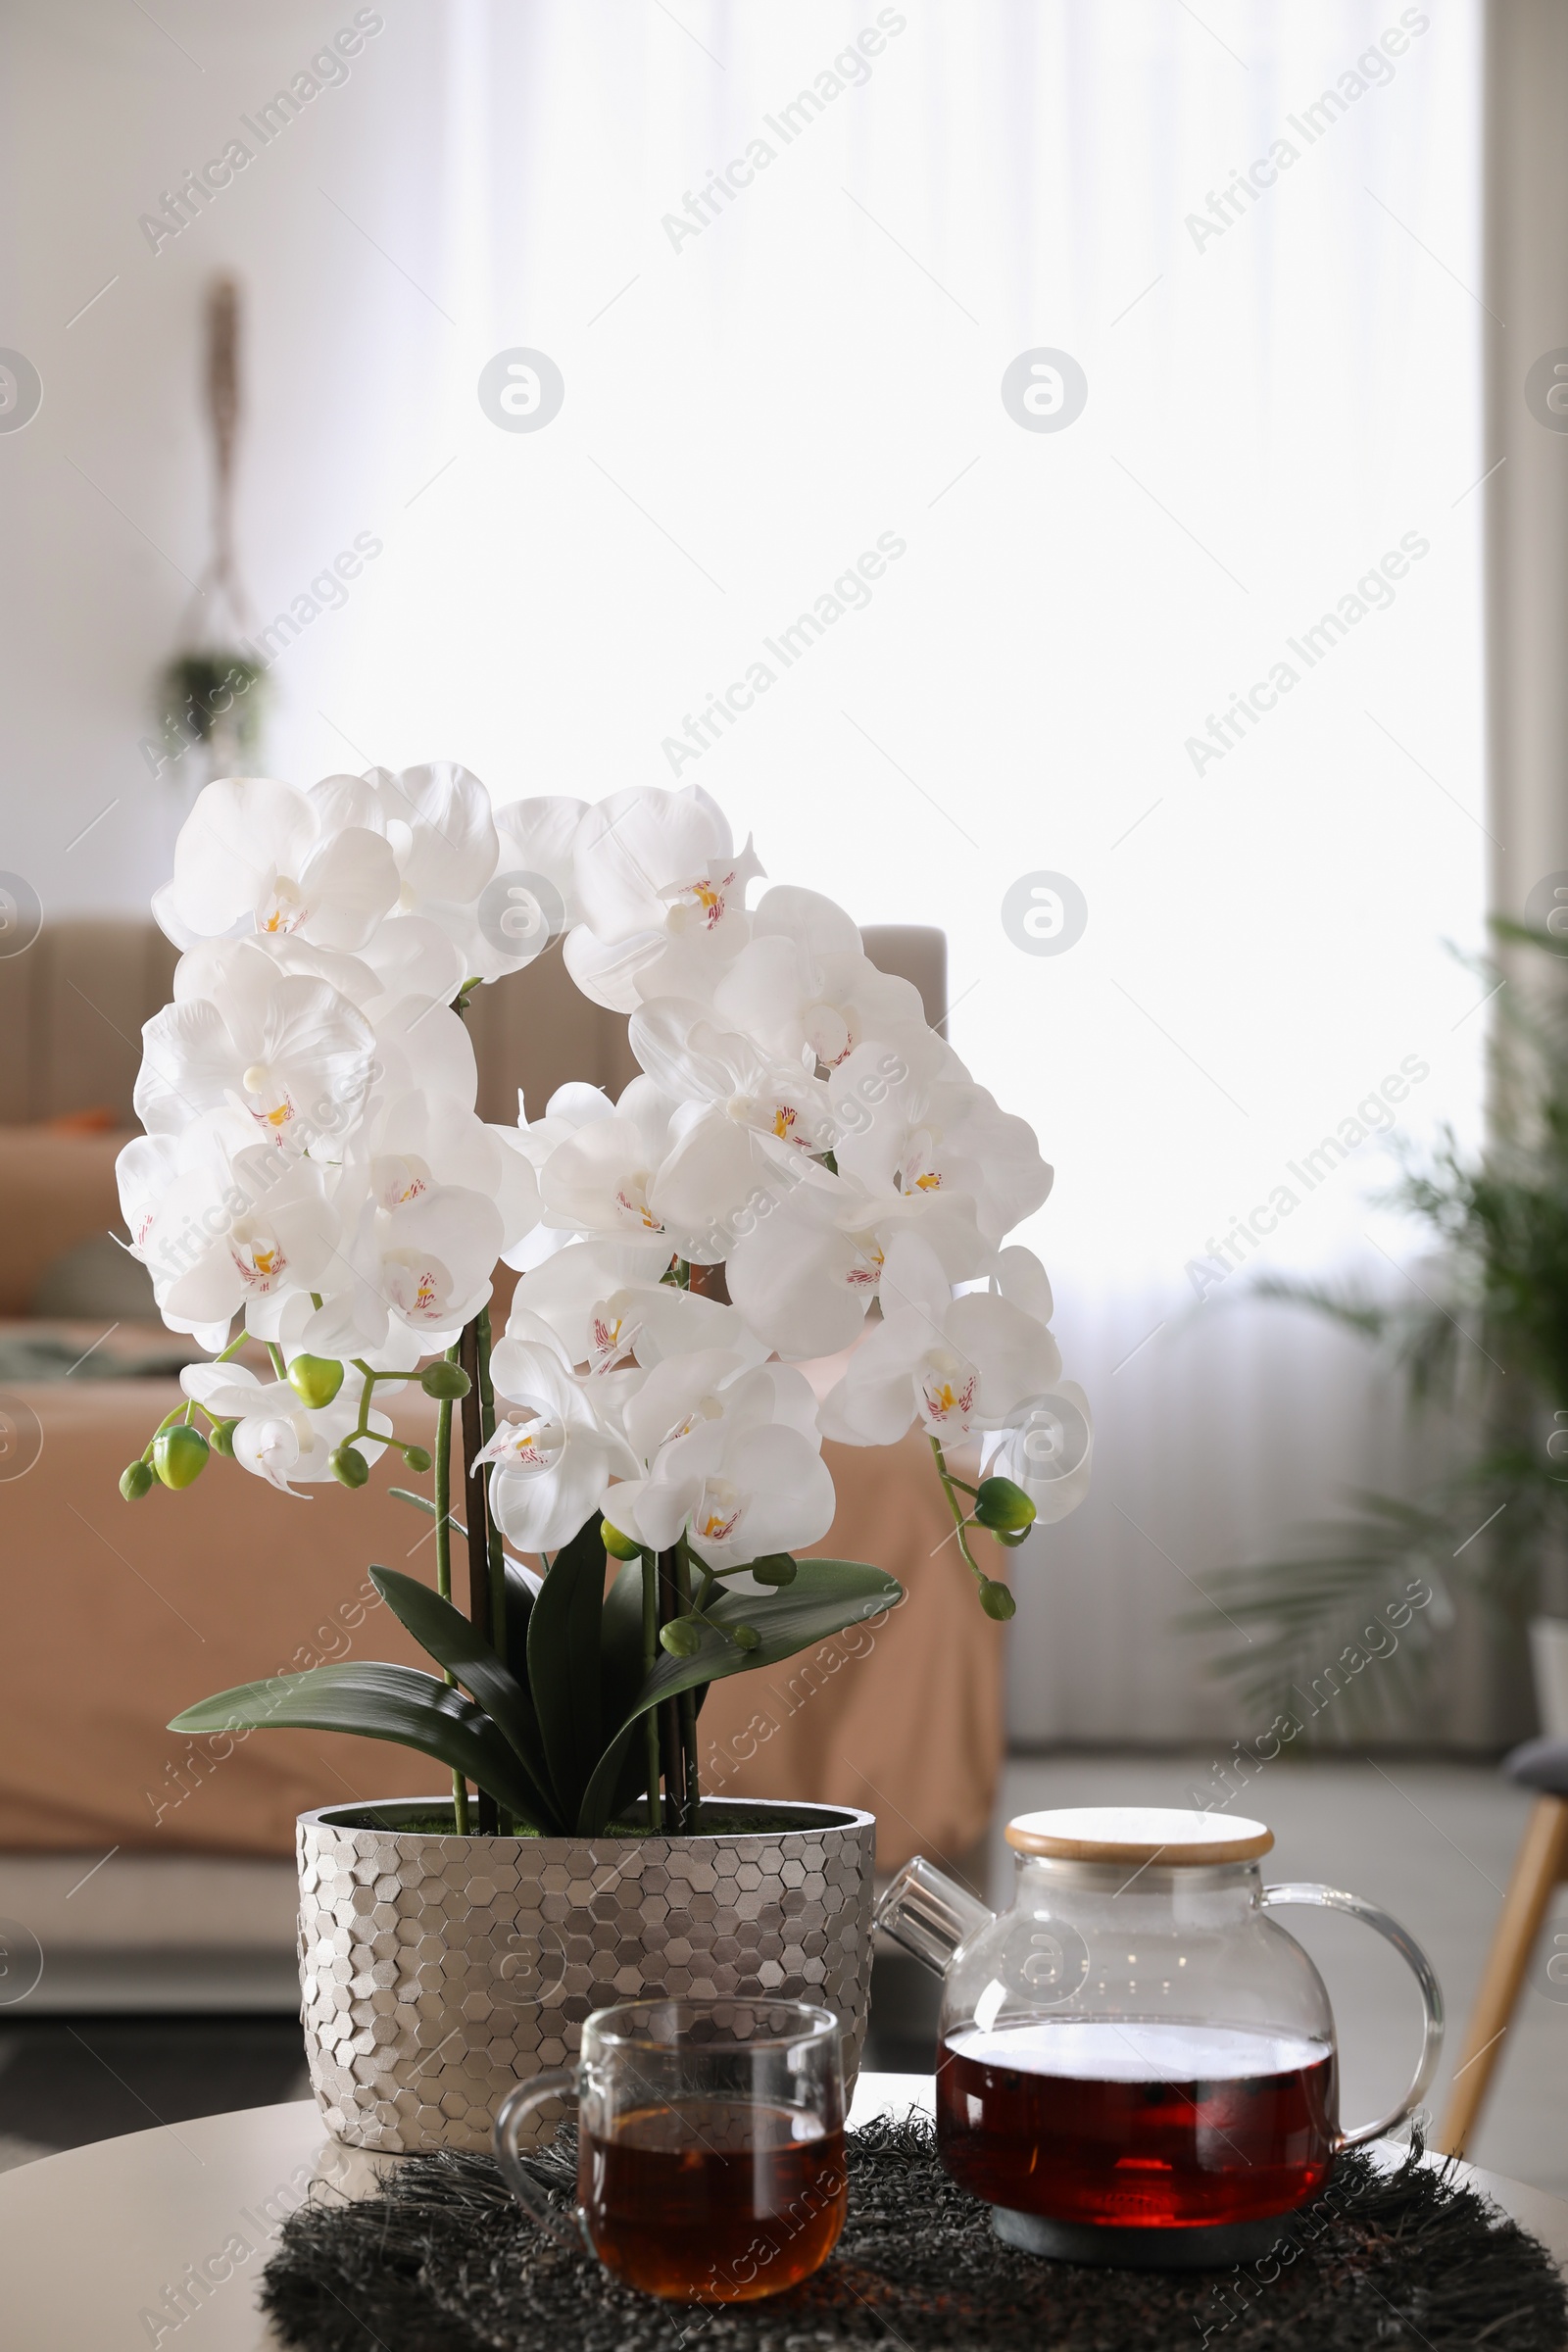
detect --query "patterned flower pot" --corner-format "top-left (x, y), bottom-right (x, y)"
top-left (297, 1796), bottom-right (878, 2151)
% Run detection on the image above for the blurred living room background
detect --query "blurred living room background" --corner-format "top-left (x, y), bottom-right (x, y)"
top-left (5, 0), bottom-right (1568, 2194)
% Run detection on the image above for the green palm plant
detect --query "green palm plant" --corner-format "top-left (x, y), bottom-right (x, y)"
top-left (1191, 924), bottom-right (1568, 1727)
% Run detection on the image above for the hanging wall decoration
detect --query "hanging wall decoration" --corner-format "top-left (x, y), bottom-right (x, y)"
top-left (153, 275), bottom-right (268, 782)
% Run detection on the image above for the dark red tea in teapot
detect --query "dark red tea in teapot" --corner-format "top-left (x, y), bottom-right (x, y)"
top-left (937, 2020), bottom-right (1337, 2229)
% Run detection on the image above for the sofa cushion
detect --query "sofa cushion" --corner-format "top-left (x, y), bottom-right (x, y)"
top-left (0, 1128), bottom-right (129, 1314)
top-left (0, 919), bottom-right (177, 1125)
top-left (33, 1233), bottom-right (158, 1320)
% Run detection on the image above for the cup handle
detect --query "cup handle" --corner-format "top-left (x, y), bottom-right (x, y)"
top-left (493, 2070), bottom-right (584, 2251)
top-left (1260, 1882), bottom-right (1445, 2149)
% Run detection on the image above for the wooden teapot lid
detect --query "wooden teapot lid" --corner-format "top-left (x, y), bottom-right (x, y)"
top-left (1004, 1806), bottom-right (1275, 1865)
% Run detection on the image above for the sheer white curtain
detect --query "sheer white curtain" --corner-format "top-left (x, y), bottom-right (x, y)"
top-left (7, 0), bottom-right (1483, 1735)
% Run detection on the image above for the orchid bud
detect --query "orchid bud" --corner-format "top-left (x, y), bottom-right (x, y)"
top-left (603, 1523), bottom-right (642, 1560)
top-left (288, 1354), bottom-right (344, 1409)
top-left (330, 1444), bottom-right (369, 1489)
top-left (732, 1623), bottom-right (761, 1650)
top-left (120, 1460), bottom-right (154, 1500)
top-left (209, 1419), bottom-right (238, 1458)
top-left (420, 1361), bottom-right (471, 1400)
top-left (660, 1618), bottom-right (702, 1657)
top-left (750, 1554), bottom-right (797, 1587)
top-left (154, 1425), bottom-right (210, 1491)
top-left (973, 1477), bottom-right (1036, 1535)
top-left (402, 1445), bottom-right (432, 1475)
top-left (979, 1578), bottom-right (1016, 1621)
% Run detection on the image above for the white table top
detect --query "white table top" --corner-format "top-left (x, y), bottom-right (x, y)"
top-left (1, 2073), bottom-right (1563, 2352)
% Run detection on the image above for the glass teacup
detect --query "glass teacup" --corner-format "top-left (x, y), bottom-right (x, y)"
top-left (494, 1996), bottom-right (848, 2302)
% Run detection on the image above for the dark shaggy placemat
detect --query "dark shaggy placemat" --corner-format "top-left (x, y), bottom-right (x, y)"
top-left (261, 2113), bottom-right (1567, 2352)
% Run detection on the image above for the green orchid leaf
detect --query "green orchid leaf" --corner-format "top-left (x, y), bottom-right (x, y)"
top-left (575, 1558), bottom-right (901, 1835)
top-left (527, 1512), bottom-right (607, 1823)
top-left (169, 1661), bottom-right (547, 1827)
top-left (501, 1557), bottom-right (537, 1687)
top-left (600, 1556), bottom-right (649, 1732)
top-left (388, 1488), bottom-right (467, 1542)
top-left (368, 1566), bottom-right (559, 1828)
top-left (601, 1557), bottom-right (662, 1824)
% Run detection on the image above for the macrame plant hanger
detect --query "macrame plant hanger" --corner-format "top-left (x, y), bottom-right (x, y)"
top-left (157, 274), bottom-right (267, 782)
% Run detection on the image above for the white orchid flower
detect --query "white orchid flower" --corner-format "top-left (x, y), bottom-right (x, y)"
top-left (135, 939), bottom-right (376, 1158)
top-left (368, 996), bottom-right (480, 1121)
top-left (571, 784), bottom-right (759, 945)
top-left (117, 1131), bottom-right (185, 1255)
top-left (355, 914), bottom-right (466, 1016)
top-left (486, 1314), bottom-right (640, 1552)
top-left (157, 775), bottom-right (400, 953)
top-left (494, 797), bottom-right (587, 918)
top-left (312, 763), bottom-right (498, 976)
top-left (723, 1162), bottom-right (988, 1360)
top-left (128, 766), bottom-right (1097, 1569)
top-left (606, 1354), bottom-right (834, 1572)
top-left (535, 1074), bottom-right (679, 1259)
top-left (511, 1081), bottom-right (615, 1168)
top-left (819, 1232), bottom-right (1062, 1448)
top-left (363, 1087), bottom-right (541, 1260)
top-left (302, 1172), bottom-right (503, 1357)
top-left (465, 796), bottom-right (588, 983)
top-left (829, 1046), bottom-right (1053, 1249)
top-left (985, 1378), bottom-right (1094, 1526)
top-left (117, 1104), bottom-right (269, 1256)
top-left (179, 1361), bottom-right (391, 1496)
top-left (359, 763), bottom-right (499, 925)
top-left (506, 1236), bottom-right (767, 1374)
top-left (630, 1000), bottom-right (835, 1153)
top-left (502, 1084), bottom-right (631, 1275)
top-left (172, 932), bottom-right (380, 1017)
top-left (711, 886), bottom-right (934, 1074)
top-left (623, 1000), bottom-right (835, 1262)
top-left (563, 785), bottom-right (762, 1011)
top-left (138, 1148), bottom-right (339, 1348)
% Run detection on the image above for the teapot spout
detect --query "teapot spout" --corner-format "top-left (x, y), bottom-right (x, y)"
top-left (873, 1855), bottom-right (995, 1976)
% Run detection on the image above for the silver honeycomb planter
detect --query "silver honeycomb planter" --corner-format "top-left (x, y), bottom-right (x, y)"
top-left (297, 1796), bottom-right (878, 2152)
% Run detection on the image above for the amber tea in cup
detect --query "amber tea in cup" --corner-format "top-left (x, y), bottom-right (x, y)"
top-left (495, 1997), bottom-right (847, 2303)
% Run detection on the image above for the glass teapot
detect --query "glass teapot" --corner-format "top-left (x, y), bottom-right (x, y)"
top-left (875, 1806), bottom-right (1444, 2268)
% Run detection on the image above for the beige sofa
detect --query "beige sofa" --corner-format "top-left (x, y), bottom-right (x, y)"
top-left (0, 919), bottom-right (1002, 1884)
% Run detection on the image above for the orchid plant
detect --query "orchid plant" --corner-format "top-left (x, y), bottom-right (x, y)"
top-left (119, 770), bottom-right (1092, 1838)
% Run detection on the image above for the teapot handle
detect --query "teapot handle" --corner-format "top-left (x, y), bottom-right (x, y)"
top-left (1260, 1883), bottom-right (1445, 2149)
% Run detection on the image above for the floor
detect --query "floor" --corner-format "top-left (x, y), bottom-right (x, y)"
top-left (0, 1756), bottom-right (1561, 2195)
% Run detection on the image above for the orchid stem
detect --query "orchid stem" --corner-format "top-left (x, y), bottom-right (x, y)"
top-left (457, 1316), bottom-right (499, 1837)
top-left (475, 1306), bottom-right (507, 1680)
top-left (674, 1539), bottom-right (701, 1831)
top-left (474, 1305), bottom-right (510, 1836)
top-left (655, 1548), bottom-right (687, 1829)
top-left (641, 1550), bottom-right (662, 1833)
top-left (433, 1347), bottom-right (469, 1836)
top-left (140, 1403), bottom-right (191, 1461)
top-left (685, 1569), bottom-right (747, 1648)
top-left (930, 1434), bottom-right (988, 1593)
